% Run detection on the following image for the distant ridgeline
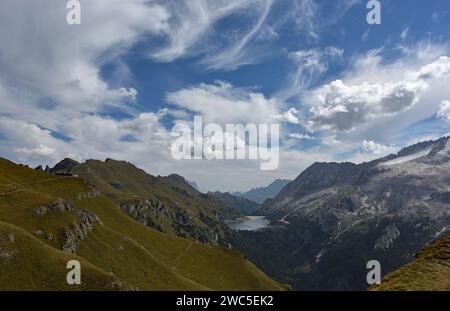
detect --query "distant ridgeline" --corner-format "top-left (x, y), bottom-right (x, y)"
top-left (233, 179), bottom-right (291, 205)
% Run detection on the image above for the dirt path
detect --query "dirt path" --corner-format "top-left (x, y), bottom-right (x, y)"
top-left (0, 177), bottom-right (67, 196)
top-left (0, 190), bottom-right (25, 196)
top-left (171, 243), bottom-right (193, 271)
top-left (0, 183), bottom-right (17, 187)
top-left (24, 177), bottom-right (67, 185)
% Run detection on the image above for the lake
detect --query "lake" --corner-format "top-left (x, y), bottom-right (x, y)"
top-left (227, 216), bottom-right (270, 231)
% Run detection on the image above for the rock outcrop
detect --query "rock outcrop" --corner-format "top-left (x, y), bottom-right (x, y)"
top-left (0, 233), bottom-right (18, 262)
top-left (62, 209), bottom-right (102, 253)
top-left (33, 199), bottom-right (73, 216)
top-left (374, 224), bottom-right (401, 251)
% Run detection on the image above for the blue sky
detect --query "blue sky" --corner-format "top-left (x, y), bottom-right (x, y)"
top-left (1, 0), bottom-right (450, 191)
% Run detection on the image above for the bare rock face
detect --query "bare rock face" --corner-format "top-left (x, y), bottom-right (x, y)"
top-left (48, 158), bottom-right (80, 175)
top-left (0, 249), bottom-right (17, 262)
top-left (77, 185), bottom-right (101, 200)
top-left (105, 277), bottom-right (129, 291)
top-left (79, 208), bottom-right (102, 227)
top-left (6, 233), bottom-right (15, 243)
top-left (119, 199), bottom-right (227, 244)
top-left (375, 224), bottom-right (400, 251)
top-left (48, 199), bottom-right (73, 212)
top-left (0, 233), bottom-right (18, 262)
top-left (62, 209), bottom-right (102, 253)
top-left (34, 199), bottom-right (73, 216)
top-left (35, 229), bottom-right (45, 237)
top-left (121, 200), bottom-right (169, 216)
top-left (33, 206), bottom-right (48, 216)
top-left (119, 200), bottom-right (169, 232)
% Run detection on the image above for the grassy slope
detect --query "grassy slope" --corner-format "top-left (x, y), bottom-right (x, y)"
top-left (372, 233), bottom-right (450, 291)
top-left (67, 159), bottom-right (239, 240)
top-left (0, 157), bottom-right (284, 291)
top-left (0, 221), bottom-right (131, 291)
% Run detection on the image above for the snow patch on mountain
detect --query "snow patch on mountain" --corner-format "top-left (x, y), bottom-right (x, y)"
top-left (380, 148), bottom-right (433, 166)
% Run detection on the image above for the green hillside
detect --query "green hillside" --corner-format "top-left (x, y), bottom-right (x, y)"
top-left (48, 158), bottom-right (240, 244)
top-left (372, 233), bottom-right (450, 291)
top-left (0, 157), bottom-right (286, 291)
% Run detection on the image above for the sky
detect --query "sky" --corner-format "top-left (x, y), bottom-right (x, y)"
top-left (1, 0), bottom-right (450, 192)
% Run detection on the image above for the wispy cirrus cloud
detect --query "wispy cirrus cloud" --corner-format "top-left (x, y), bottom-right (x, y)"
top-left (199, 0), bottom-right (274, 71)
top-left (276, 47), bottom-right (344, 102)
top-left (150, 0), bottom-right (357, 71)
top-left (150, 0), bottom-right (274, 69)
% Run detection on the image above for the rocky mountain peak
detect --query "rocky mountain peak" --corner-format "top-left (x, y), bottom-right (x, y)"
top-left (49, 158), bottom-right (80, 175)
top-left (250, 135), bottom-right (450, 290)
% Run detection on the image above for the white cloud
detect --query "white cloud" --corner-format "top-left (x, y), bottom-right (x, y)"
top-left (0, 112), bottom-right (174, 169)
top-left (302, 55), bottom-right (450, 132)
top-left (0, 0), bottom-right (177, 169)
top-left (437, 100), bottom-right (450, 122)
top-left (166, 81), bottom-right (281, 125)
top-left (289, 133), bottom-right (313, 140)
top-left (401, 27), bottom-right (409, 41)
top-left (361, 140), bottom-right (397, 155)
top-left (14, 145), bottom-right (58, 159)
top-left (305, 78), bottom-right (428, 132)
top-left (410, 56), bottom-right (450, 80)
top-left (0, 117), bottom-right (69, 164)
top-left (322, 135), bottom-right (340, 146)
top-left (274, 108), bottom-right (301, 124)
top-left (0, 0), bottom-right (168, 115)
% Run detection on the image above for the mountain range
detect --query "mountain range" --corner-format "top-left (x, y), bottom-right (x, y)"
top-left (207, 191), bottom-right (261, 216)
top-left (234, 179), bottom-right (291, 205)
top-left (233, 136), bottom-right (450, 290)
